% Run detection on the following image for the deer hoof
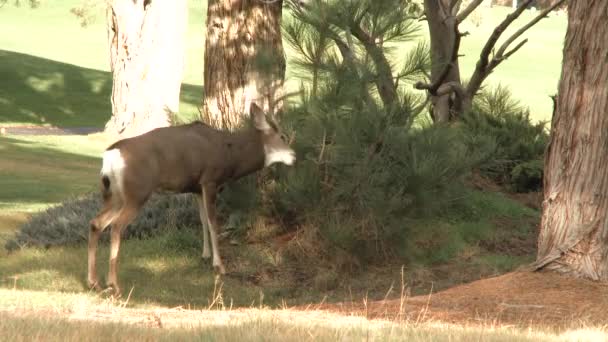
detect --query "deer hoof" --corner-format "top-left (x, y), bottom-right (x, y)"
top-left (88, 280), bottom-right (102, 292)
top-left (105, 283), bottom-right (122, 298)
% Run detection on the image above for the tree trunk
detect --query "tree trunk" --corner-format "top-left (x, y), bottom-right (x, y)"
top-left (424, 0), bottom-right (463, 123)
top-left (106, 0), bottom-right (187, 138)
top-left (202, 0), bottom-right (285, 130)
top-left (534, 1), bottom-right (608, 281)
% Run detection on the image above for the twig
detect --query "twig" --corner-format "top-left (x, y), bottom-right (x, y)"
top-left (120, 286), bottom-right (134, 308)
top-left (466, 0), bottom-right (534, 96)
top-left (317, 129), bottom-right (327, 163)
top-left (490, 0), bottom-right (566, 72)
top-left (415, 282), bottom-right (433, 324)
top-left (398, 265), bottom-right (408, 321)
top-left (456, 0), bottom-right (484, 23)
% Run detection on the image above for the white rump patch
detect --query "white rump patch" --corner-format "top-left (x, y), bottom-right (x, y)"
top-left (265, 148), bottom-right (296, 167)
top-left (101, 149), bottom-right (126, 199)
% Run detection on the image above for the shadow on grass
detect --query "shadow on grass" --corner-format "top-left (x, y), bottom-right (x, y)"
top-left (0, 50), bottom-right (204, 127)
top-left (0, 136), bottom-right (100, 210)
top-left (0, 237), bottom-right (277, 309)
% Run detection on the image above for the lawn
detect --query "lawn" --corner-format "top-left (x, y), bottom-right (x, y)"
top-left (0, 2), bottom-right (566, 127)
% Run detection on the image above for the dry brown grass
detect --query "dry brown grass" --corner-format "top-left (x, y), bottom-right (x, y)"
top-left (1, 287), bottom-right (607, 341)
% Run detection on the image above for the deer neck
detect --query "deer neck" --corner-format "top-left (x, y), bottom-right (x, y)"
top-left (227, 129), bottom-right (266, 179)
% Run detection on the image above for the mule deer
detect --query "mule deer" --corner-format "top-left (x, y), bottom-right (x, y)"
top-left (88, 103), bottom-right (296, 296)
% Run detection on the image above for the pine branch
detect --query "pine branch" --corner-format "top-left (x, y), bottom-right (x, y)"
top-left (349, 22), bottom-right (398, 108)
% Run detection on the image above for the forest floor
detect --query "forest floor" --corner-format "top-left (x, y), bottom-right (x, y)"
top-left (317, 271), bottom-right (608, 329)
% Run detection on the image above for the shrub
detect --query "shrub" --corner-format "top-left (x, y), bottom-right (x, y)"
top-left (463, 85), bottom-right (548, 192)
top-left (5, 193), bottom-right (201, 252)
top-left (266, 102), bottom-right (493, 263)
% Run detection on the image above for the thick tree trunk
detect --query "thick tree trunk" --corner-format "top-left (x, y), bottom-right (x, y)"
top-left (534, 1), bottom-right (608, 281)
top-left (424, 0), bottom-right (463, 123)
top-left (106, 0), bottom-right (187, 138)
top-left (202, 0), bottom-right (285, 130)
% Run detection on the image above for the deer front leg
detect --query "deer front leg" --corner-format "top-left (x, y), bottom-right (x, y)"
top-left (196, 195), bottom-right (211, 259)
top-left (202, 182), bottom-right (226, 274)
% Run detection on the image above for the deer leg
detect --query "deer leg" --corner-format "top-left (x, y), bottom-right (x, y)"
top-left (106, 205), bottom-right (138, 297)
top-left (202, 183), bottom-right (226, 274)
top-left (88, 202), bottom-right (117, 291)
top-left (196, 195), bottom-right (211, 259)
top-left (87, 224), bottom-right (103, 291)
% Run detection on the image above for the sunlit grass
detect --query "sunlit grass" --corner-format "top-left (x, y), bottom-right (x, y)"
top-left (1, 287), bottom-right (605, 342)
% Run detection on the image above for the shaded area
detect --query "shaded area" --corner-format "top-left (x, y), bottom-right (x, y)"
top-left (2, 127), bottom-right (102, 135)
top-left (0, 50), bottom-right (204, 128)
top-left (0, 50), bottom-right (112, 127)
top-left (0, 136), bottom-right (100, 211)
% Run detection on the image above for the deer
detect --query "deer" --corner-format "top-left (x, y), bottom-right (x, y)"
top-left (87, 103), bottom-right (296, 296)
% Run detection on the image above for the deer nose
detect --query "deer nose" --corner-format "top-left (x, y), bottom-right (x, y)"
top-left (286, 151), bottom-right (296, 166)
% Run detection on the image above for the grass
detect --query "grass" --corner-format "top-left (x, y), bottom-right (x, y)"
top-left (3, 289), bottom-right (608, 342)
top-left (1, 289), bottom-right (606, 342)
top-left (0, 134), bottom-right (105, 212)
top-left (0, 1), bottom-right (205, 126)
top-left (0, 3), bottom-right (566, 127)
top-left (3, 313), bottom-right (595, 342)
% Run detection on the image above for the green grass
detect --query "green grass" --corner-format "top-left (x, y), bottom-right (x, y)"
top-left (0, 234), bottom-right (269, 308)
top-left (1, 3), bottom-right (566, 127)
top-left (0, 134), bottom-right (105, 212)
top-left (0, 1), bottom-right (205, 127)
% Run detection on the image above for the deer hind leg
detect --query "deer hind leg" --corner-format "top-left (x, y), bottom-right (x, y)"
top-left (202, 182), bottom-right (226, 274)
top-left (196, 195), bottom-right (211, 259)
top-left (106, 204), bottom-right (139, 297)
top-left (88, 199), bottom-right (120, 291)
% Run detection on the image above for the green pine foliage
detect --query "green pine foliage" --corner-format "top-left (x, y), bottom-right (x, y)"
top-left (463, 85), bottom-right (548, 192)
top-left (265, 0), bottom-right (493, 263)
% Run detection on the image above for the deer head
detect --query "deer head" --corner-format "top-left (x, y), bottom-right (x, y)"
top-left (250, 103), bottom-right (296, 167)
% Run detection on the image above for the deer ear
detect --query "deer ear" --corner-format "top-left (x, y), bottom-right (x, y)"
top-left (251, 103), bottom-right (271, 131)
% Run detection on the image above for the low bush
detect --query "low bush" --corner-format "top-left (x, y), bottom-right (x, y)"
top-left (5, 193), bottom-right (200, 252)
top-left (463, 85), bottom-right (548, 192)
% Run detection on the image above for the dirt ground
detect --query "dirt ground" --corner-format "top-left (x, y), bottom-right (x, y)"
top-left (314, 271), bottom-right (608, 329)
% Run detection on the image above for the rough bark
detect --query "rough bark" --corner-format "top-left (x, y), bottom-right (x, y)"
top-left (105, 0), bottom-right (187, 138)
top-left (202, 0), bottom-right (285, 130)
top-left (534, 0), bottom-right (608, 281)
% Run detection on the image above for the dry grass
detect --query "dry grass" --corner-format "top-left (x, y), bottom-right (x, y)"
top-left (1, 288), bottom-right (606, 342)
